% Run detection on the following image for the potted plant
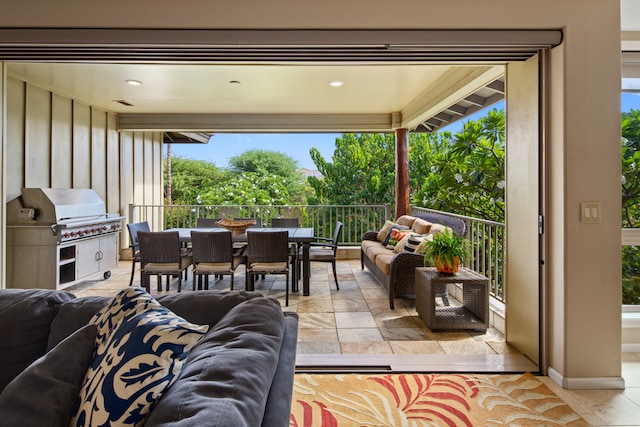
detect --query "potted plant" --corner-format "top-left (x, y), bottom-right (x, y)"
top-left (423, 228), bottom-right (467, 274)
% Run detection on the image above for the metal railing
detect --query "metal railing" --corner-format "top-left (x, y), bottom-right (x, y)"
top-left (129, 203), bottom-right (506, 303)
top-left (411, 206), bottom-right (506, 303)
top-left (129, 203), bottom-right (391, 245)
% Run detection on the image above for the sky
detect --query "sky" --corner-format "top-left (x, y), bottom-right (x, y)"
top-left (167, 94), bottom-right (640, 170)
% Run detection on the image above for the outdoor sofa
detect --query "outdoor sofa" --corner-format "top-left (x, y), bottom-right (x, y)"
top-left (361, 212), bottom-right (466, 309)
top-left (0, 287), bottom-right (298, 427)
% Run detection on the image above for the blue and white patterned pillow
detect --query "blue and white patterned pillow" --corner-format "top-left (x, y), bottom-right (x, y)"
top-left (69, 287), bottom-right (209, 427)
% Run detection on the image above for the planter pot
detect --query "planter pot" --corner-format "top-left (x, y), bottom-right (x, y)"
top-left (435, 256), bottom-right (459, 274)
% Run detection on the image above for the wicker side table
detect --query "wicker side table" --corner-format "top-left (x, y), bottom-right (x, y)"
top-left (415, 267), bottom-right (489, 331)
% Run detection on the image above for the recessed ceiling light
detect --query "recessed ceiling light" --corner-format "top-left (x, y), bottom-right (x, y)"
top-left (126, 79), bottom-right (143, 86)
top-left (329, 80), bottom-right (344, 87)
top-left (229, 80), bottom-right (241, 85)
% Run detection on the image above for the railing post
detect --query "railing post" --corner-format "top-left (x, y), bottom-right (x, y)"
top-left (128, 204), bottom-right (136, 223)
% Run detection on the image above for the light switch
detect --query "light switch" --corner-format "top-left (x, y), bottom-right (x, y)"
top-left (580, 202), bottom-right (600, 223)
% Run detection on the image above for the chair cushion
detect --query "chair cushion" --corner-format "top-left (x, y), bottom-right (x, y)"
top-left (308, 247), bottom-right (334, 261)
top-left (249, 262), bottom-right (289, 272)
top-left (142, 255), bottom-right (191, 273)
top-left (194, 261), bottom-right (234, 273)
top-left (69, 288), bottom-right (209, 426)
top-left (0, 324), bottom-right (97, 427)
top-left (0, 289), bottom-right (76, 394)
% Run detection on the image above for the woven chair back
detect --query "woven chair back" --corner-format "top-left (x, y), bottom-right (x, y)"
top-left (271, 217), bottom-right (299, 228)
top-left (137, 231), bottom-right (182, 264)
top-left (196, 218), bottom-right (223, 228)
top-left (246, 230), bottom-right (289, 264)
top-left (190, 231), bottom-right (233, 264)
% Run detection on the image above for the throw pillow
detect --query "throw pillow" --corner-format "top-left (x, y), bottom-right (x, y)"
top-left (403, 232), bottom-right (426, 253)
top-left (394, 231), bottom-right (414, 253)
top-left (0, 324), bottom-right (97, 427)
top-left (69, 287), bottom-right (209, 427)
top-left (415, 234), bottom-right (434, 255)
top-left (381, 224), bottom-right (410, 246)
top-left (376, 220), bottom-right (395, 242)
top-left (386, 228), bottom-right (411, 249)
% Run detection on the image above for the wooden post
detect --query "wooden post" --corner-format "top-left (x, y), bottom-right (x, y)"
top-left (395, 128), bottom-right (409, 219)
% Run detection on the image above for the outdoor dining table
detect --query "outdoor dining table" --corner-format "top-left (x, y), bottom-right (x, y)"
top-left (165, 227), bottom-right (315, 296)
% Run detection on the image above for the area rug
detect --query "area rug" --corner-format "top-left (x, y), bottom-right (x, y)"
top-left (290, 372), bottom-right (587, 427)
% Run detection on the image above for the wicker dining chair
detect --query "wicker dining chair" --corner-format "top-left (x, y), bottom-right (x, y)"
top-left (270, 217), bottom-right (299, 228)
top-left (190, 230), bottom-right (245, 290)
top-left (298, 221), bottom-right (343, 290)
top-left (126, 221), bottom-right (151, 287)
top-left (196, 217), bottom-right (223, 228)
top-left (137, 231), bottom-right (192, 293)
top-left (245, 230), bottom-right (291, 305)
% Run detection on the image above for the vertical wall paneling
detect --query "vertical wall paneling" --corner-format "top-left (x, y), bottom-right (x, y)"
top-left (24, 84), bottom-right (51, 188)
top-left (90, 108), bottom-right (107, 201)
top-left (106, 113), bottom-right (119, 214)
top-left (143, 132), bottom-right (154, 206)
top-left (132, 132), bottom-right (144, 206)
top-left (153, 132), bottom-right (162, 206)
top-left (119, 131), bottom-right (133, 248)
top-left (5, 77), bottom-right (25, 200)
top-left (51, 94), bottom-right (72, 188)
top-left (72, 101), bottom-right (91, 188)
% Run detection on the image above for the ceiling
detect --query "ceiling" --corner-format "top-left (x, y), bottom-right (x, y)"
top-left (7, 61), bottom-right (505, 136)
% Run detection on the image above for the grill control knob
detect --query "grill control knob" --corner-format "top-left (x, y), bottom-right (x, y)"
top-left (63, 233), bottom-right (70, 239)
top-left (91, 228), bottom-right (97, 233)
top-left (70, 231), bottom-right (76, 237)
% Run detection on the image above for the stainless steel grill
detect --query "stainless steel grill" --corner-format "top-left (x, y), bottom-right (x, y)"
top-left (6, 188), bottom-right (125, 289)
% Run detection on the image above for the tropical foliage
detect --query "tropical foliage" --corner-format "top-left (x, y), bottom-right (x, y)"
top-left (411, 109), bottom-right (505, 222)
top-left (308, 133), bottom-right (396, 205)
top-left (621, 109), bottom-right (640, 304)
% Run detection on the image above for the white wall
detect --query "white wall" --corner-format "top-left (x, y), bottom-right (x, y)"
top-left (0, 0), bottom-right (624, 387)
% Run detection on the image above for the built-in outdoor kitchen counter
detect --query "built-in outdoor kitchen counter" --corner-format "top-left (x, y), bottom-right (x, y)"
top-left (6, 188), bottom-right (124, 290)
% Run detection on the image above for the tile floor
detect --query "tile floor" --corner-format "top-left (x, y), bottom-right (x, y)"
top-left (69, 258), bottom-right (640, 426)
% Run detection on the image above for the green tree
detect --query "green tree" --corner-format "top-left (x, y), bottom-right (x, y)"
top-left (197, 172), bottom-right (293, 205)
top-left (308, 133), bottom-right (396, 205)
top-left (229, 150), bottom-right (307, 203)
top-left (411, 109), bottom-right (506, 222)
top-left (164, 157), bottom-right (230, 205)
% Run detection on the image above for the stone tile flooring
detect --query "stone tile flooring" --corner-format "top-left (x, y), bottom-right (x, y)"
top-left (69, 258), bottom-right (512, 357)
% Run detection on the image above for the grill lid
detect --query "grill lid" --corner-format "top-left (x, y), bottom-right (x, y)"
top-left (10, 188), bottom-right (107, 224)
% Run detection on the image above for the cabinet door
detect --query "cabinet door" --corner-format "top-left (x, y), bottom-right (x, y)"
top-left (76, 239), bottom-right (101, 279)
top-left (99, 234), bottom-right (118, 271)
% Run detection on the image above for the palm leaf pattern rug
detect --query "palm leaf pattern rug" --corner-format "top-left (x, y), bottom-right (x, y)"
top-left (290, 372), bottom-right (587, 426)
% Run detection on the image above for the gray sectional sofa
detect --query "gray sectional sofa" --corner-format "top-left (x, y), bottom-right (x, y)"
top-left (0, 288), bottom-right (298, 427)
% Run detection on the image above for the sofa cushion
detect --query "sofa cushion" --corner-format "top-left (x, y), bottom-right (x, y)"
top-left (396, 215), bottom-right (417, 227)
top-left (70, 288), bottom-right (209, 427)
top-left (381, 224), bottom-right (410, 246)
top-left (376, 220), bottom-right (395, 242)
top-left (0, 324), bottom-right (97, 427)
top-left (375, 253), bottom-right (396, 275)
top-left (143, 297), bottom-right (285, 427)
top-left (428, 223), bottom-right (453, 235)
top-left (48, 291), bottom-right (266, 350)
top-left (0, 289), bottom-right (76, 393)
top-left (394, 231), bottom-right (413, 253)
top-left (411, 218), bottom-right (433, 234)
top-left (415, 234), bottom-right (434, 255)
top-left (364, 243), bottom-right (394, 264)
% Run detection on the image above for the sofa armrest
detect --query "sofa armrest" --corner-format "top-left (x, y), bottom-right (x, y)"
top-left (388, 251), bottom-right (426, 298)
top-left (362, 231), bottom-right (378, 242)
top-left (261, 312), bottom-right (299, 427)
